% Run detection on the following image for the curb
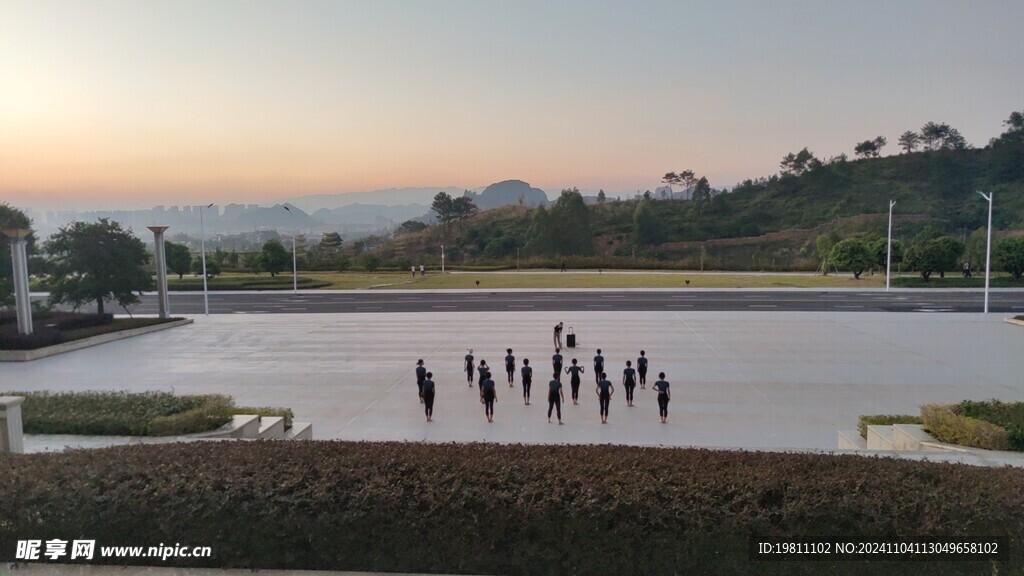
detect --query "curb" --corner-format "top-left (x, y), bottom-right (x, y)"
top-left (1004, 317), bottom-right (1024, 327)
top-left (0, 319), bottom-right (194, 362)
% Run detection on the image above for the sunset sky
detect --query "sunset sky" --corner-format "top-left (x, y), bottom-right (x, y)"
top-left (2, 0), bottom-right (1022, 211)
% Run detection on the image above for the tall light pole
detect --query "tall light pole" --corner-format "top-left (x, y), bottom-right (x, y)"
top-left (199, 203), bottom-right (214, 315)
top-left (886, 200), bottom-right (896, 292)
top-left (440, 244), bottom-right (445, 273)
top-left (977, 191), bottom-right (993, 314)
top-left (3, 229), bottom-right (33, 335)
top-left (282, 206), bottom-right (298, 293)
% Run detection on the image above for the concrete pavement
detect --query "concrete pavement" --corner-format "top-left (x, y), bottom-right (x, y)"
top-left (3, 310), bottom-right (1022, 452)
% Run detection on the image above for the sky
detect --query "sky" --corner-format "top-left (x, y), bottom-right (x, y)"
top-left (1, 0), bottom-right (1023, 211)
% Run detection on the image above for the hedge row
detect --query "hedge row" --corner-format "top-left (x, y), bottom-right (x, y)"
top-left (921, 404), bottom-right (1011, 451)
top-left (2, 391), bottom-right (234, 436)
top-left (951, 400), bottom-right (1024, 451)
top-left (858, 414), bottom-right (923, 439)
top-left (1, 441), bottom-right (1021, 575)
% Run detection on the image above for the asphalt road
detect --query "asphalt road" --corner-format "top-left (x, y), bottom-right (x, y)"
top-left (121, 290), bottom-right (1024, 315)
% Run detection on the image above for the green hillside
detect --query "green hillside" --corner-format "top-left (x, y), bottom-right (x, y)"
top-left (385, 114), bottom-right (1024, 272)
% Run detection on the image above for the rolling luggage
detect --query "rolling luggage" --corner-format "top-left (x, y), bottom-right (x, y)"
top-left (566, 327), bottom-right (576, 348)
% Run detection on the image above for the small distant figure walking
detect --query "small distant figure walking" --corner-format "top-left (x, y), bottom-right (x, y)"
top-left (552, 349), bottom-right (564, 382)
top-left (420, 264), bottom-right (425, 277)
top-left (411, 265), bottom-right (416, 278)
top-left (553, 322), bottom-right (564, 351)
top-left (477, 360), bottom-right (490, 391)
top-left (596, 372), bottom-right (614, 424)
top-left (593, 349), bottom-right (605, 384)
top-left (481, 374), bottom-right (497, 422)
top-left (421, 372), bottom-right (435, 421)
top-left (504, 348), bottom-right (516, 387)
top-left (561, 262), bottom-right (567, 272)
top-left (637, 350), bottom-right (648, 389)
top-left (622, 360), bottom-right (637, 407)
top-left (521, 358), bottom-right (533, 405)
top-left (565, 358), bottom-right (584, 405)
top-left (415, 359), bottom-right (427, 403)
top-left (653, 372), bottom-right (670, 424)
top-left (465, 349), bottom-right (475, 387)
top-left (963, 262), bottom-right (972, 278)
top-left (548, 372), bottom-right (564, 424)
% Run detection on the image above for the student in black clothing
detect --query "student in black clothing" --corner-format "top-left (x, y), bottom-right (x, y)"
top-left (596, 372), bottom-right (614, 424)
top-left (565, 358), bottom-right (584, 405)
top-left (637, 350), bottom-right (648, 389)
top-left (653, 372), bottom-right (670, 423)
top-left (477, 360), bottom-right (489, 391)
top-left (465, 349), bottom-right (475, 388)
top-left (421, 372), bottom-right (435, 422)
top-left (481, 375), bottom-right (497, 422)
top-left (415, 359), bottom-right (427, 404)
top-left (622, 360), bottom-right (637, 407)
top-left (593, 349), bottom-right (605, 384)
top-left (547, 373), bottom-right (564, 424)
top-left (504, 348), bottom-right (516, 387)
top-left (551, 350), bottom-right (564, 382)
top-left (521, 358), bottom-right (533, 405)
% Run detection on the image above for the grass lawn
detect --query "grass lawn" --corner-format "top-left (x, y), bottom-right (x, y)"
top-left (303, 270), bottom-right (889, 289)
top-left (167, 274), bottom-right (331, 290)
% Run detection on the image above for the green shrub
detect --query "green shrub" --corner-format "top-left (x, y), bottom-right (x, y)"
top-left (0, 329), bottom-right (66, 350)
top-left (858, 414), bottom-right (922, 438)
top-left (920, 404), bottom-right (1012, 451)
top-left (954, 399), bottom-right (1024, 451)
top-left (232, 406), bottom-right (294, 429)
top-left (0, 442), bottom-right (1021, 575)
top-left (148, 395), bottom-right (234, 436)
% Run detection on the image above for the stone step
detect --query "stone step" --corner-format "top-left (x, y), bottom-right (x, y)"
top-left (837, 430), bottom-right (866, 450)
top-left (891, 424), bottom-right (935, 451)
top-left (190, 414), bottom-right (261, 439)
top-left (865, 425), bottom-right (894, 450)
top-left (285, 421), bottom-right (313, 440)
top-left (258, 416), bottom-right (285, 439)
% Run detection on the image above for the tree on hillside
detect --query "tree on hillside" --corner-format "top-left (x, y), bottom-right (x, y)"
top-left (525, 189), bottom-right (593, 257)
top-left (0, 203), bottom-right (36, 306)
top-left (780, 148), bottom-right (820, 176)
top-left (164, 241), bottom-right (192, 279)
top-left (451, 196), bottom-right (477, 229)
top-left (662, 170), bottom-right (696, 199)
top-left (828, 238), bottom-right (873, 279)
top-left (854, 136), bottom-right (887, 159)
top-left (260, 239), bottom-right (290, 277)
top-left (397, 220), bottom-right (427, 234)
top-left (633, 201), bottom-right (666, 245)
top-left (692, 176), bottom-right (712, 215)
top-left (905, 237), bottom-right (964, 280)
top-left (44, 219), bottom-right (153, 314)
top-left (994, 236), bottom-right (1024, 279)
top-left (597, 190), bottom-right (606, 203)
top-left (431, 192), bottom-right (455, 231)
top-left (990, 110), bottom-right (1024, 182)
top-left (920, 122), bottom-right (968, 151)
top-left (898, 131), bottom-right (921, 153)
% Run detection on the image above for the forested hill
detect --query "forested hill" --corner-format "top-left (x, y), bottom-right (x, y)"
top-left (389, 115), bottom-right (1023, 270)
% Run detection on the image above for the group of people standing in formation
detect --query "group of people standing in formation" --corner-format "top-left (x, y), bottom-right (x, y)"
top-left (414, 335), bottom-right (672, 425)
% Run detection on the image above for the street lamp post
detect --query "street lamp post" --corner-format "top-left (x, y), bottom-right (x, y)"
top-left (440, 244), bottom-right (445, 273)
top-left (886, 200), bottom-right (895, 292)
top-left (976, 191), bottom-right (993, 314)
top-left (199, 203), bottom-right (214, 315)
top-left (282, 206), bottom-right (298, 294)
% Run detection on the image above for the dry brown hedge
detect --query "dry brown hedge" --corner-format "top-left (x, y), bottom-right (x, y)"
top-left (1, 441), bottom-right (1021, 575)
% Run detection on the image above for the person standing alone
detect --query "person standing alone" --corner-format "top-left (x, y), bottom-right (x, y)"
top-left (421, 372), bottom-right (435, 422)
top-left (504, 348), bottom-right (516, 387)
top-left (637, 350), bottom-right (648, 389)
top-left (415, 359), bottom-right (427, 403)
top-left (653, 372), bottom-right (671, 423)
top-left (548, 372), bottom-right (564, 425)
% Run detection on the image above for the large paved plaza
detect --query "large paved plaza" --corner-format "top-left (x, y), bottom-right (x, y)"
top-left (2, 309), bottom-right (1021, 451)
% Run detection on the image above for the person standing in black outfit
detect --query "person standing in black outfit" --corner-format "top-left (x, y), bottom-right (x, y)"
top-left (504, 348), bottom-right (516, 387)
top-left (415, 359), bottom-right (427, 403)
top-left (547, 373), bottom-right (564, 424)
top-left (637, 350), bottom-right (648, 389)
top-left (551, 349), bottom-right (563, 382)
top-left (565, 358), bottom-right (584, 405)
top-left (593, 349), bottom-right (605, 384)
top-left (521, 358), bottom-right (533, 405)
top-left (477, 360), bottom-right (489, 391)
top-left (596, 372), bottom-right (614, 424)
top-left (465, 349), bottom-right (475, 388)
top-left (653, 372), bottom-right (670, 423)
top-left (481, 374), bottom-right (497, 422)
top-left (421, 372), bottom-right (435, 422)
top-left (622, 360), bottom-right (637, 407)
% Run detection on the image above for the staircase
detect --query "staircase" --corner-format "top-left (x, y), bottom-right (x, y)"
top-left (191, 414), bottom-right (313, 441)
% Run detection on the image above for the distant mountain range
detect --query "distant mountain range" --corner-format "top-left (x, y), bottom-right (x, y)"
top-left (282, 187), bottom-right (468, 212)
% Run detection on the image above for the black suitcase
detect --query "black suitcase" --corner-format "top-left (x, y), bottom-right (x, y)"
top-left (566, 327), bottom-right (576, 348)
